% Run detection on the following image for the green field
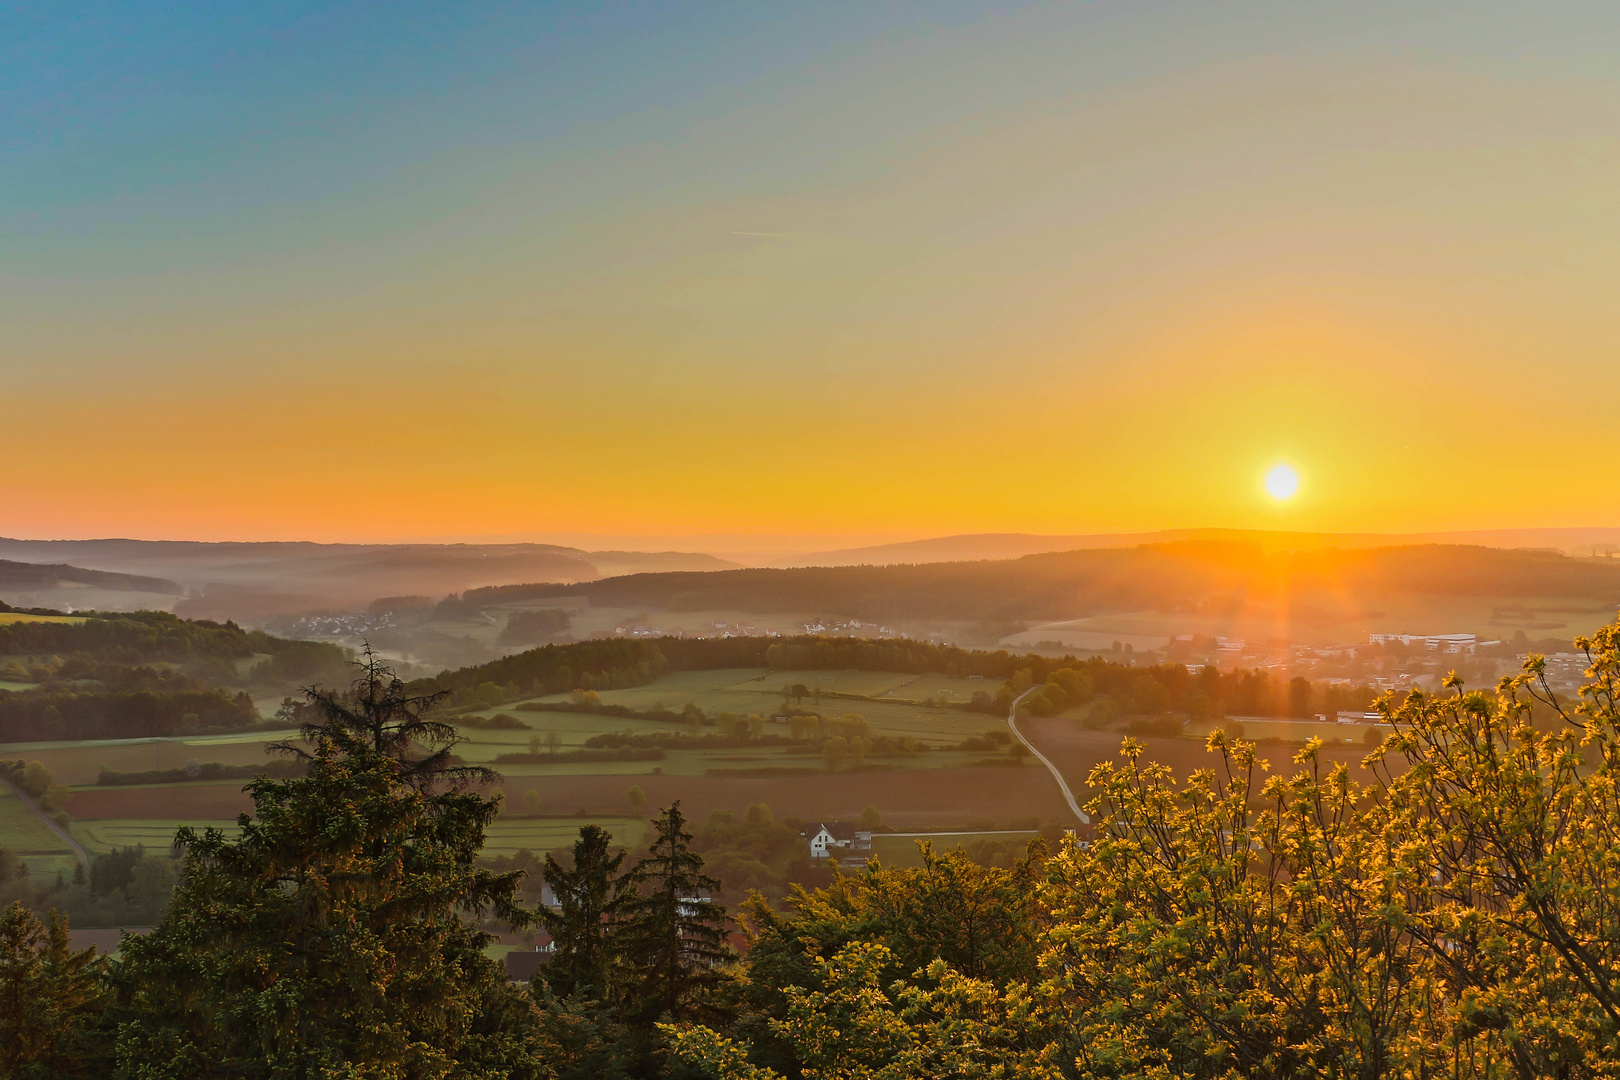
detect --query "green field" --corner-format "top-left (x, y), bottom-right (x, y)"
top-left (18, 734), bottom-right (299, 786)
top-left (183, 729), bottom-right (300, 747)
top-left (74, 818), bottom-right (238, 854)
top-left (1, 668), bottom-right (1061, 878)
top-left (483, 816), bottom-right (648, 857)
top-left (498, 668), bottom-right (1000, 753)
top-left (0, 788), bottom-right (74, 877)
top-left (0, 612), bottom-right (87, 626)
top-left (68, 814), bottom-right (652, 861)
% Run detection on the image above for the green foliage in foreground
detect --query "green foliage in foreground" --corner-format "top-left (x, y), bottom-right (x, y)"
top-left (666, 614), bottom-right (1620, 1079)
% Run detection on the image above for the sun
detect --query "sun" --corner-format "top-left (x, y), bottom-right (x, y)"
top-left (1264, 463), bottom-right (1300, 501)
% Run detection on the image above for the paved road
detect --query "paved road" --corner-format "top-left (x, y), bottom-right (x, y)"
top-left (1007, 686), bottom-right (1091, 825)
top-left (0, 775), bottom-right (90, 871)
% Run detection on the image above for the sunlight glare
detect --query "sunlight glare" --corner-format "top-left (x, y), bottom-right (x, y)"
top-left (1264, 463), bottom-right (1300, 501)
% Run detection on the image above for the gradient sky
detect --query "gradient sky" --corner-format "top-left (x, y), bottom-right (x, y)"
top-left (5, 1), bottom-right (1619, 544)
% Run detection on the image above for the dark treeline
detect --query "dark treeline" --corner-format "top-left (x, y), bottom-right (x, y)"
top-left (499, 607), bottom-right (572, 645)
top-left (0, 609), bottom-right (347, 670)
top-left (430, 634), bottom-right (1378, 721)
top-left (471, 541), bottom-right (1620, 622)
top-left (0, 685), bottom-right (258, 741)
top-left (429, 638), bottom-right (675, 697)
top-left (1, 842), bottom-right (177, 932)
top-left (431, 635), bottom-right (1080, 696)
top-left (0, 560), bottom-right (180, 594)
top-left (0, 611), bottom-right (351, 740)
top-left (95, 759), bottom-right (303, 786)
top-left (465, 581), bottom-right (584, 605)
top-left (1017, 659), bottom-right (1380, 720)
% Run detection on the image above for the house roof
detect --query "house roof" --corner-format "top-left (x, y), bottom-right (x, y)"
top-left (819, 821), bottom-right (858, 841)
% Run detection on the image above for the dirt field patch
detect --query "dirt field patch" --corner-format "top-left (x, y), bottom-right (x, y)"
top-left (63, 783), bottom-right (256, 820)
top-left (26, 738), bottom-right (287, 786)
top-left (488, 766), bottom-right (1068, 832)
top-left (1018, 716), bottom-right (1378, 813)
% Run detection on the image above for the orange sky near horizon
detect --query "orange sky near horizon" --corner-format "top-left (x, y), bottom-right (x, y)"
top-left (5, 5), bottom-right (1618, 545)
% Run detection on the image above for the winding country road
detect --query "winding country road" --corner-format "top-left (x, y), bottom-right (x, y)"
top-left (0, 774), bottom-right (90, 872)
top-left (1008, 686), bottom-right (1090, 825)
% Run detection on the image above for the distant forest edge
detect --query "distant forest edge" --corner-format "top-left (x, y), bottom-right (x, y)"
top-left (0, 559), bottom-right (180, 595)
top-left (474, 541), bottom-right (1620, 622)
top-left (0, 611), bottom-right (349, 742)
top-left (422, 635), bottom-right (1383, 721)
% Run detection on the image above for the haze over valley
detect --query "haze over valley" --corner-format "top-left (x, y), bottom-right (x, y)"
top-left (5, 3), bottom-right (1620, 1076)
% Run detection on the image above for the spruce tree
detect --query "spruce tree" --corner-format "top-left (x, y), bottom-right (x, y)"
top-left (617, 802), bottom-right (731, 1025)
top-left (0, 902), bottom-right (107, 1078)
top-left (540, 824), bottom-right (632, 1001)
top-left (109, 654), bottom-right (541, 1078)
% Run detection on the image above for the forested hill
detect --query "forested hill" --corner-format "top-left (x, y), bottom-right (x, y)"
top-left (0, 610), bottom-right (351, 741)
top-left (427, 635), bottom-right (1053, 695)
top-left (424, 634), bottom-right (1380, 722)
top-left (0, 608), bottom-right (329, 665)
top-left (460, 542), bottom-right (1620, 623)
top-left (0, 559), bottom-right (180, 595)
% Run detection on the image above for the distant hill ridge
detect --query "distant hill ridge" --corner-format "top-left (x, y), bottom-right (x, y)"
top-left (775, 527), bottom-right (1620, 567)
top-left (493, 541), bottom-right (1620, 624)
top-left (0, 538), bottom-right (741, 616)
top-left (0, 559), bottom-right (181, 595)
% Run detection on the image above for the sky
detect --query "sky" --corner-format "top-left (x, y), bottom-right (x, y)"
top-left (5, 1), bottom-right (1619, 545)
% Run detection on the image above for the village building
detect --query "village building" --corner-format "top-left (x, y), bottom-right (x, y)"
top-left (1368, 632), bottom-right (1478, 652)
top-left (806, 821), bottom-right (873, 861)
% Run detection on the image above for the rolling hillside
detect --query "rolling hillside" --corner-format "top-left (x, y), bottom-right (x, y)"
top-left (0, 539), bottom-right (739, 617)
top-left (493, 541), bottom-right (1620, 636)
top-left (0, 560), bottom-right (181, 596)
top-left (776, 528), bottom-right (1620, 567)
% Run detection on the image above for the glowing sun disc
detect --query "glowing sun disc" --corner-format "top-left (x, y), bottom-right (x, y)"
top-left (1265, 463), bottom-right (1300, 500)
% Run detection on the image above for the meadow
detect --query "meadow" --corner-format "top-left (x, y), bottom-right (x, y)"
top-left (0, 786), bottom-right (77, 877)
top-left (17, 731), bottom-right (300, 786)
top-left (0, 666), bottom-right (1065, 878)
top-left (506, 667), bottom-right (1002, 749)
top-left (2, 664), bottom-right (1357, 881)
top-left (74, 817), bottom-right (240, 853)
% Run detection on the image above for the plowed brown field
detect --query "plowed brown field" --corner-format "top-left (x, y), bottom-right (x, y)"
top-left (1017, 716), bottom-right (1380, 811)
top-left (64, 783), bottom-right (257, 820)
top-left (493, 766), bottom-right (1069, 831)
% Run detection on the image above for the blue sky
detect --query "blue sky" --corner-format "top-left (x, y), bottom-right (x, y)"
top-left (5, 2), bottom-right (1619, 541)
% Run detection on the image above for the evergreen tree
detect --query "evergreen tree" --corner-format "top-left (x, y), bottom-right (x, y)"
top-left (0, 901), bottom-right (108, 1078)
top-left (617, 802), bottom-right (731, 1025)
top-left (108, 654), bottom-right (541, 1078)
top-left (540, 824), bottom-right (631, 1001)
